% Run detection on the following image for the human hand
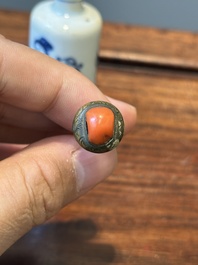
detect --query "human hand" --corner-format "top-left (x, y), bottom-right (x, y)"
top-left (0, 36), bottom-right (136, 254)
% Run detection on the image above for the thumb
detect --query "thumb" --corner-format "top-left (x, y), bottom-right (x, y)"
top-left (0, 136), bottom-right (117, 254)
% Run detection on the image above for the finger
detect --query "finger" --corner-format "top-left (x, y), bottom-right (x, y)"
top-left (0, 135), bottom-right (117, 254)
top-left (0, 38), bottom-right (105, 128)
top-left (0, 38), bottom-right (136, 134)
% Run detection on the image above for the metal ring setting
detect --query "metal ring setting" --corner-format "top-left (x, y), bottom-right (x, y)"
top-left (72, 101), bottom-right (124, 153)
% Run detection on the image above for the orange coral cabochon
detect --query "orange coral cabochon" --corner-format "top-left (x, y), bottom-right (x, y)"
top-left (86, 107), bottom-right (115, 145)
top-left (72, 101), bottom-right (124, 153)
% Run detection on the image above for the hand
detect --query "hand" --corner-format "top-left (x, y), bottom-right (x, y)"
top-left (0, 36), bottom-right (136, 254)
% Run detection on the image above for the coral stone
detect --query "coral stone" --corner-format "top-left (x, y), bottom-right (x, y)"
top-left (86, 107), bottom-right (115, 145)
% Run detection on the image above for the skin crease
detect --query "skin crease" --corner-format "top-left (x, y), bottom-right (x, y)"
top-left (0, 36), bottom-right (137, 254)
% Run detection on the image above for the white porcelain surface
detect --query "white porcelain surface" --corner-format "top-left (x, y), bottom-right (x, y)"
top-left (29, 0), bottom-right (102, 82)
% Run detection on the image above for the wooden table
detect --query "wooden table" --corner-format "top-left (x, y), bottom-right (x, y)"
top-left (1, 9), bottom-right (198, 265)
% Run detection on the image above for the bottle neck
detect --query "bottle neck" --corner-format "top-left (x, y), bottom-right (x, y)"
top-left (53, 0), bottom-right (83, 15)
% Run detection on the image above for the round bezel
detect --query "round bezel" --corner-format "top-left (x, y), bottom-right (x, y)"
top-left (72, 101), bottom-right (124, 153)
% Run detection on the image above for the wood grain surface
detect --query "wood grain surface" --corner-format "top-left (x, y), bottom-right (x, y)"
top-left (1, 9), bottom-right (198, 265)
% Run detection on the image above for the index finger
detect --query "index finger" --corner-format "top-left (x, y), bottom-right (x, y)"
top-left (0, 37), bottom-right (136, 132)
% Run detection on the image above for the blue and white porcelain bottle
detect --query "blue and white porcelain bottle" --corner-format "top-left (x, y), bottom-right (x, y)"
top-left (29, 0), bottom-right (103, 82)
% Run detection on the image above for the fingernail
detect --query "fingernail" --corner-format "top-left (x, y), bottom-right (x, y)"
top-left (72, 149), bottom-right (117, 193)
